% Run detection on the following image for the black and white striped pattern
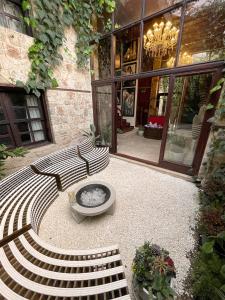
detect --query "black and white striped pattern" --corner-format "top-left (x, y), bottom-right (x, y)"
top-left (31, 146), bottom-right (87, 191)
top-left (0, 230), bottom-right (130, 299)
top-left (77, 137), bottom-right (95, 155)
top-left (78, 139), bottom-right (110, 175)
top-left (0, 166), bottom-right (58, 237)
top-left (0, 147), bottom-right (130, 299)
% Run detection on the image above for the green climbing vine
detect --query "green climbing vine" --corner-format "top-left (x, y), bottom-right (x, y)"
top-left (17, 0), bottom-right (115, 97)
top-left (190, 74), bottom-right (225, 300)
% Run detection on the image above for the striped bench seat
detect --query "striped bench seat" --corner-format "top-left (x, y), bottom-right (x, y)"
top-left (0, 157), bottom-right (131, 299)
top-left (0, 167), bottom-right (59, 239)
top-left (0, 229), bottom-right (130, 299)
top-left (78, 139), bottom-right (109, 175)
top-left (1, 178), bottom-right (130, 299)
top-left (31, 146), bottom-right (87, 191)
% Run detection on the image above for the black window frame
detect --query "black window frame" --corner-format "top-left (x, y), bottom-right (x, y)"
top-left (0, 86), bottom-right (52, 149)
top-left (0, 0), bottom-right (32, 36)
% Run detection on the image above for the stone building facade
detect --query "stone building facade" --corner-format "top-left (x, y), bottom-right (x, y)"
top-left (0, 26), bottom-right (93, 175)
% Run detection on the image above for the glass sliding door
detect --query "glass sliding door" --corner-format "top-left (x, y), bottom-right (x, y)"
top-left (94, 85), bottom-right (115, 151)
top-left (163, 73), bottom-right (213, 168)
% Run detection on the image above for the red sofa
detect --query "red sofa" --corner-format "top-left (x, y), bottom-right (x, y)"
top-left (147, 116), bottom-right (166, 127)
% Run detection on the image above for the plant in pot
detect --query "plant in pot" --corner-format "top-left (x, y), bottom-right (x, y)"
top-left (132, 242), bottom-right (176, 300)
top-left (138, 125), bottom-right (144, 137)
top-left (169, 134), bottom-right (186, 162)
top-left (82, 124), bottom-right (100, 146)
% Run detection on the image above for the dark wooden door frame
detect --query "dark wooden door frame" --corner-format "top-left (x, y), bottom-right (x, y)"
top-left (93, 65), bottom-right (224, 175)
top-left (92, 83), bottom-right (116, 153)
top-left (191, 67), bottom-right (224, 174)
top-left (158, 68), bottom-right (224, 175)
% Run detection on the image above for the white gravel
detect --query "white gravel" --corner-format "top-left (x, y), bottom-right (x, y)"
top-left (39, 157), bottom-right (199, 296)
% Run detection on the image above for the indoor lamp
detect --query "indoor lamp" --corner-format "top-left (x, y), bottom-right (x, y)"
top-left (144, 21), bottom-right (179, 57)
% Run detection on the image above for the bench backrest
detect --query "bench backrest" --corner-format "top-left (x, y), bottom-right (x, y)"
top-left (31, 146), bottom-right (78, 171)
top-left (0, 166), bottom-right (36, 201)
top-left (77, 138), bottom-right (94, 156)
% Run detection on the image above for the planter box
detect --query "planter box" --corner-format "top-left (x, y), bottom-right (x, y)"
top-left (144, 127), bottom-right (163, 140)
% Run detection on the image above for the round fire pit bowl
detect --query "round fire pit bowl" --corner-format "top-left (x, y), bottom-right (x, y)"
top-left (69, 181), bottom-right (116, 224)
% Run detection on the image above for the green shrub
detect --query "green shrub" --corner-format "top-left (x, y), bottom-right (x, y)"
top-left (0, 144), bottom-right (28, 179)
top-left (192, 233), bottom-right (225, 300)
top-left (132, 242), bottom-right (176, 299)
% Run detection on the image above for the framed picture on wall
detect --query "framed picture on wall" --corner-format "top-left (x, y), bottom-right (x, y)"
top-left (122, 88), bottom-right (135, 117)
top-left (123, 40), bottom-right (137, 63)
top-left (122, 63), bottom-right (136, 75)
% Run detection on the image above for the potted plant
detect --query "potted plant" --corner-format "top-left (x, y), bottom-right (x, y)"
top-left (138, 125), bottom-right (144, 137)
top-left (169, 134), bottom-right (186, 162)
top-left (82, 124), bottom-right (100, 146)
top-left (132, 242), bottom-right (176, 300)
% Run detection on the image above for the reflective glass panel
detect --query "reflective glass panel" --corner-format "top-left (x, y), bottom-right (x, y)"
top-left (97, 12), bottom-right (112, 33)
top-left (0, 136), bottom-right (13, 146)
top-left (13, 107), bottom-right (27, 119)
top-left (145, 0), bottom-right (181, 17)
top-left (3, 0), bottom-right (21, 18)
top-left (21, 133), bottom-right (32, 144)
top-left (91, 37), bottom-right (111, 80)
top-left (31, 120), bottom-right (43, 131)
top-left (0, 105), bottom-right (5, 121)
top-left (33, 131), bottom-right (45, 142)
top-left (114, 0), bottom-right (141, 28)
top-left (6, 17), bottom-right (24, 33)
top-left (96, 85), bottom-right (112, 147)
top-left (142, 8), bottom-right (181, 72)
top-left (179, 0), bottom-right (225, 66)
top-left (0, 124), bottom-right (8, 135)
top-left (26, 95), bottom-right (38, 107)
top-left (17, 122), bottom-right (29, 133)
top-left (29, 108), bottom-right (41, 119)
top-left (115, 25), bottom-right (140, 76)
top-left (164, 73), bottom-right (212, 165)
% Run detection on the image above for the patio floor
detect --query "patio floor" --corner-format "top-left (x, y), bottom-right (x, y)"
top-left (39, 157), bottom-right (199, 296)
top-left (117, 129), bottom-right (161, 163)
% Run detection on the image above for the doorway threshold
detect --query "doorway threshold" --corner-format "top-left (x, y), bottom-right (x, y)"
top-left (113, 153), bottom-right (192, 182)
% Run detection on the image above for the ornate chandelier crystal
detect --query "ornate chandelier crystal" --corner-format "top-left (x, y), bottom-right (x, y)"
top-left (167, 52), bottom-right (193, 67)
top-left (144, 21), bottom-right (179, 58)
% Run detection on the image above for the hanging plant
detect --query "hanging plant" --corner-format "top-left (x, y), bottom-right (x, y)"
top-left (16, 0), bottom-right (115, 97)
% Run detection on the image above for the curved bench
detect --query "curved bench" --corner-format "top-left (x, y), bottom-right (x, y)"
top-left (0, 166), bottom-right (59, 237)
top-left (0, 158), bottom-right (130, 299)
top-left (31, 146), bottom-right (87, 191)
top-left (78, 139), bottom-right (109, 175)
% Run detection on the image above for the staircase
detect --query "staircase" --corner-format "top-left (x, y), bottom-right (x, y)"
top-left (116, 112), bottom-right (134, 133)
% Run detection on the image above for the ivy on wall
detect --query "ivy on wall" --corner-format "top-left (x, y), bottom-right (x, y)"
top-left (17, 0), bottom-right (115, 96)
top-left (191, 75), bottom-right (225, 300)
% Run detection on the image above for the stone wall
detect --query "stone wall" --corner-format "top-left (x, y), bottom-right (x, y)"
top-left (46, 89), bottom-right (93, 145)
top-left (0, 26), bottom-right (93, 176)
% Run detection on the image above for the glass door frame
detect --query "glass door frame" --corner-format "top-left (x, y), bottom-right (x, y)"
top-left (92, 63), bottom-right (224, 175)
top-left (159, 67), bottom-right (224, 175)
top-left (92, 81), bottom-right (117, 153)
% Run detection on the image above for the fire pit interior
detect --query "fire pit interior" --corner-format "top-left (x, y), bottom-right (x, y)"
top-left (69, 181), bottom-right (116, 224)
top-left (76, 184), bottom-right (111, 208)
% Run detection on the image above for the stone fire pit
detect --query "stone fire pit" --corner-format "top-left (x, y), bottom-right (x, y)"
top-left (69, 181), bottom-right (116, 223)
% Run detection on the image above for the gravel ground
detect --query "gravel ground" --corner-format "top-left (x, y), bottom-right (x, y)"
top-left (39, 157), bottom-right (199, 297)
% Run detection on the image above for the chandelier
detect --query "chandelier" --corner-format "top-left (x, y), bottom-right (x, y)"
top-left (167, 52), bottom-right (193, 67)
top-left (144, 21), bottom-right (179, 57)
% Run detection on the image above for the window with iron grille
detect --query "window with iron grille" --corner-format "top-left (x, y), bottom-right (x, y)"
top-left (0, 0), bottom-right (29, 34)
top-left (0, 91), bottom-right (49, 148)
